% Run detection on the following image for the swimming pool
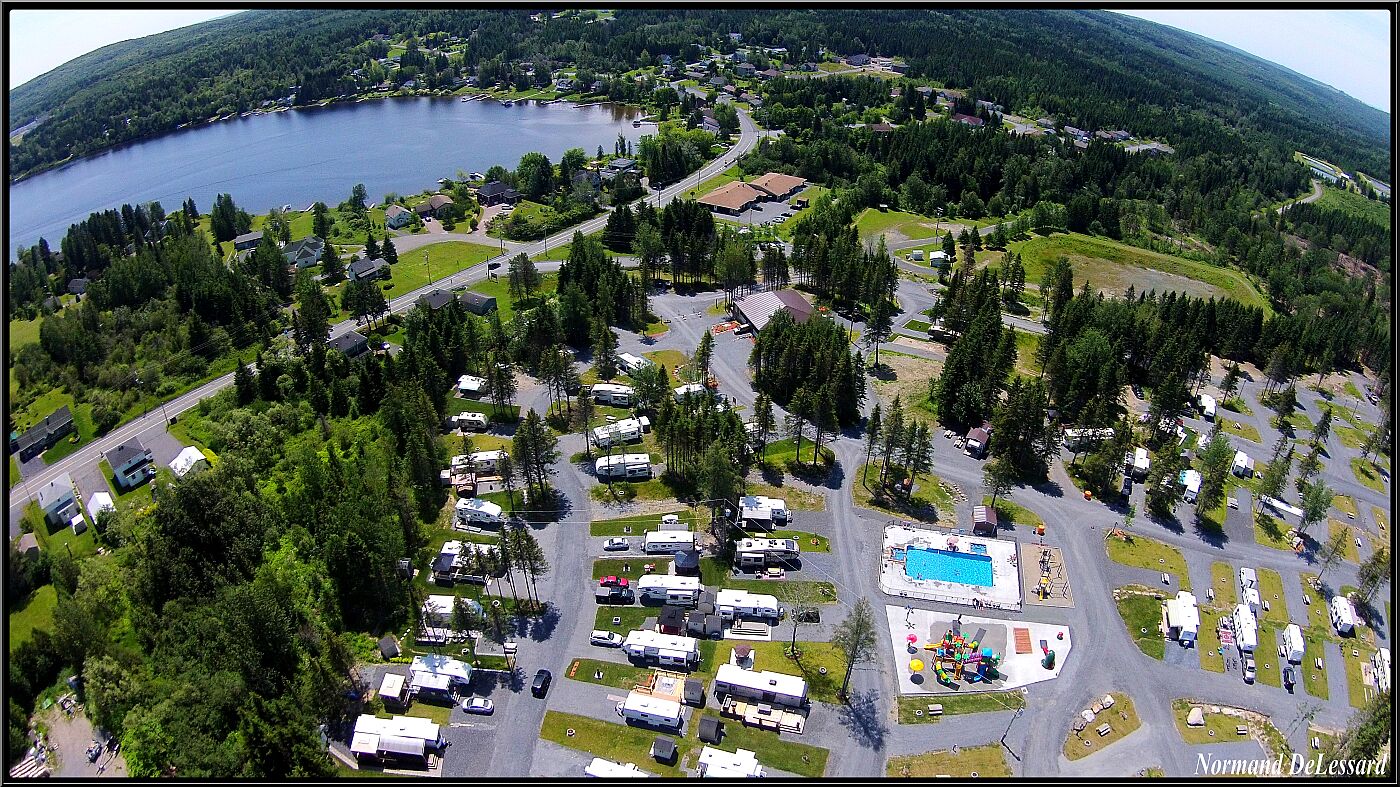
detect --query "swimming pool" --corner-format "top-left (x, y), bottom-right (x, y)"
top-left (903, 547), bottom-right (994, 587)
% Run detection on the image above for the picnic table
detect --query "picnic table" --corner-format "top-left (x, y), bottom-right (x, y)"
top-left (1096, 723), bottom-right (1112, 737)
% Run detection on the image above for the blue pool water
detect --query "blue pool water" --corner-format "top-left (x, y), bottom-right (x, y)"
top-left (970, 544), bottom-right (988, 555)
top-left (903, 547), bottom-right (994, 587)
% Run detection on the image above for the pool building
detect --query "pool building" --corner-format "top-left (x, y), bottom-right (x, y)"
top-left (880, 526), bottom-right (1023, 611)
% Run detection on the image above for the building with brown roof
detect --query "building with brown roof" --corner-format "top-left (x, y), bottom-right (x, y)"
top-left (732, 289), bottom-right (814, 332)
top-left (697, 181), bottom-right (765, 215)
top-left (749, 172), bottom-right (807, 201)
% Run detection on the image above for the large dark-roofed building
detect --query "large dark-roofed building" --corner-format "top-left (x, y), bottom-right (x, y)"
top-left (12, 406), bottom-right (75, 462)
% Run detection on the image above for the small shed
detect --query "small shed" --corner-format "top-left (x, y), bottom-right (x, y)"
top-left (650, 737), bottom-right (677, 764)
top-left (378, 635), bottom-right (401, 660)
top-left (698, 716), bottom-right (723, 744)
top-left (673, 548), bottom-right (701, 576)
top-left (972, 505), bottom-right (998, 537)
top-left (684, 679), bottom-right (706, 707)
top-left (16, 532), bottom-right (41, 556)
top-left (658, 605), bottom-right (687, 635)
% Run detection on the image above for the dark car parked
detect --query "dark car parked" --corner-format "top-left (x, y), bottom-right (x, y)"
top-left (532, 669), bottom-right (553, 698)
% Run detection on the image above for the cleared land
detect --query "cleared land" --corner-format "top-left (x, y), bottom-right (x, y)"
top-left (886, 744), bottom-right (1011, 778)
top-left (1105, 533), bottom-right (1192, 591)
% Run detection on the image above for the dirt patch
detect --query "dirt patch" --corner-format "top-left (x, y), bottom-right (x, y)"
top-left (36, 703), bottom-right (127, 778)
top-left (874, 351), bottom-right (943, 408)
top-left (1061, 252), bottom-right (1224, 301)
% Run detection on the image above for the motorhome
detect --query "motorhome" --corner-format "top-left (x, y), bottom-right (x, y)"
top-left (1282, 624), bottom-right (1305, 664)
top-left (734, 537), bottom-right (800, 567)
top-left (1329, 596), bottom-right (1357, 635)
top-left (616, 692), bottom-right (683, 728)
top-left (456, 374), bottom-right (487, 398)
top-left (468, 450), bottom-right (507, 475)
top-left (636, 575), bottom-right (702, 606)
top-left (1232, 603), bottom-right (1258, 652)
top-left (714, 589), bottom-right (780, 620)
top-left (594, 453), bottom-right (653, 479)
top-left (592, 417), bottom-right (650, 448)
top-left (1231, 451), bottom-right (1256, 478)
top-left (738, 495), bottom-right (789, 529)
top-left (622, 630), bottom-right (700, 668)
top-left (1179, 469), bottom-right (1203, 504)
top-left (1239, 567), bottom-right (1262, 613)
top-left (592, 383), bottom-right (635, 406)
top-left (454, 497), bottom-right (504, 527)
top-left (713, 663), bottom-right (808, 708)
top-left (618, 352), bottom-right (654, 375)
top-left (1132, 447), bottom-right (1151, 480)
top-left (1199, 393), bottom-right (1217, 421)
top-left (644, 530), bottom-right (696, 555)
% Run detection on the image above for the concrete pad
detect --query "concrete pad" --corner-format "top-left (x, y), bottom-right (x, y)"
top-left (884, 606), bottom-right (1071, 694)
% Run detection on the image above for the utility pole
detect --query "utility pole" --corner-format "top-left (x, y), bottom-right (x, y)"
top-left (425, 250), bottom-right (432, 286)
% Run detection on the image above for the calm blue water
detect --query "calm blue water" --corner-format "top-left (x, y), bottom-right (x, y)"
top-left (8, 97), bottom-right (644, 251)
top-left (903, 547), bottom-right (994, 587)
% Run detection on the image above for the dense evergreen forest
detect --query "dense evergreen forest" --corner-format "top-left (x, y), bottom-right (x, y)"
top-left (9, 9), bottom-right (1389, 181)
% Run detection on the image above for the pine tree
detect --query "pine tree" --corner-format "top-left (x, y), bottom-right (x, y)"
top-left (365, 232), bottom-right (380, 261)
top-left (381, 235), bottom-right (399, 265)
top-left (592, 321), bottom-right (619, 379)
top-left (694, 331), bottom-right (714, 384)
top-left (320, 242), bottom-right (344, 282)
top-left (864, 402), bottom-right (883, 474)
top-left (234, 360), bottom-right (256, 405)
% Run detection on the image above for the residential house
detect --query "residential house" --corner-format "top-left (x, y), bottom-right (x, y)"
top-left (867, 121), bottom-right (894, 133)
top-left (555, 76), bottom-right (575, 92)
top-left (845, 53), bottom-right (871, 67)
top-left (385, 204), bottom-right (413, 229)
top-left (327, 330), bottom-right (370, 358)
top-left (964, 424), bottom-right (992, 458)
top-left (701, 116), bottom-right (721, 134)
top-left (67, 277), bottom-right (89, 297)
top-left (891, 61), bottom-right (909, 74)
top-left (708, 76), bottom-right (727, 88)
top-left (735, 62), bottom-right (756, 78)
top-left (952, 113), bottom-right (984, 127)
top-left (281, 235), bottom-right (326, 269)
top-left (457, 291), bottom-right (498, 315)
top-left (36, 473), bottom-right (78, 527)
top-left (738, 92), bottom-right (762, 108)
top-left (413, 194), bottom-right (456, 218)
top-left (758, 68), bottom-right (780, 80)
top-left (12, 405), bottom-right (75, 462)
top-left (477, 181), bottom-right (521, 206)
top-left (697, 181), bottom-right (765, 215)
top-left (105, 438), bottom-right (154, 490)
top-left (348, 257), bottom-right (390, 282)
top-left (1062, 126), bottom-right (1089, 139)
top-left (416, 289), bottom-right (456, 311)
top-left (233, 230), bottom-right (264, 251)
top-left (603, 158), bottom-right (638, 182)
top-left (572, 169), bottom-right (601, 191)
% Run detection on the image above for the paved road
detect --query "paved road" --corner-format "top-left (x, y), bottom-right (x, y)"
top-left (1258, 179), bottom-right (1324, 219)
top-left (6, 109), bottom-right (762, 535)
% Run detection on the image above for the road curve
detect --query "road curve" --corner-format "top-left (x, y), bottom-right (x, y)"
top-left (7, 110), bottom-right (763, 525)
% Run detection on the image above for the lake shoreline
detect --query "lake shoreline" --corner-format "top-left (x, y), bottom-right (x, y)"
top-left (9, 89), bottom-right (646, 187)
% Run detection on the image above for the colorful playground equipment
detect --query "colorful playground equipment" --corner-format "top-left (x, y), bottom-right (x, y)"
top-left (923, 628), bottom-right (1002, 685)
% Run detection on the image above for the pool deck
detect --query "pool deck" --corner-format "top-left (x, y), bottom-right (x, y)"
top-left (879, 525), bottom-right (1023, 611)
top-left (885, 607), bottom-right (1073, 694)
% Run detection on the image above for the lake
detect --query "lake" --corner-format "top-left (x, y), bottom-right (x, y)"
top-left (8, 97), bottom-right (645, 251)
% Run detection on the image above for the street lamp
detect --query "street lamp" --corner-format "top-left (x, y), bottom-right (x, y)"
top-left (424, 250), bottom-right (431, 286)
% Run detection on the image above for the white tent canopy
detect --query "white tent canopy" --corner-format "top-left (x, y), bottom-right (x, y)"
top-left (169, 445), bottom-right (209, 477)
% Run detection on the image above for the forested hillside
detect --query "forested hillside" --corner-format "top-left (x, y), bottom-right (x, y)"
top-left (8, 9), bottom-right (1390, 180)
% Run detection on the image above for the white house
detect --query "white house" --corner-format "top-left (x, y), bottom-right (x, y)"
top-left (1199, 393), bottom-right (1217, 421)
top-left (734, 537), bottom-right (799, 567)
top-left (616, 691), bottom-right (683, 728)
top-left (1165, 591), bottom-right (1200, 643)
top-left (350, 714), bottom-right (444, 762)
top-left (1180, 469), bottom-right (1203, 504)
top-left (1282, 624), bottom-right (1305, 664)
top-left (454, 497), bottom-right (504, 527)
top-left (738, 496), bottom-right (789, 528)
top-left (592, 383), bottom-right (635, 406)
top-left (1329, 596), bottom-right (1357, 635)
top-left (697, 747), bottom-right (765, 778)
top-left (715, 589), bottom-right (780, 620)
top-left (457, 375), bottom-right (487, 398)
top-left (636, 574), bottom-right (702, 606)
top-left (1232, 603), bottom-right (1258, 652)
top-left (106, 439), bottom-right (155, 491)
top-left (584, 758), bottom-right (651, 778)
top-left (644, 530), bottom-right (696, 554)
top-left (713, 663), bottom-right (807, 707)
top-left (618, 352), bottom-right (654, 375)
top-left (1239, 567), bottom-right (1261, 613)
top-left (169, 445), bottom-right (209, 478)
top-left (421, 594), bottom-right (482, 628)
top-left (468, 449), bottom-right (507, 474)
top-left (1231, 451), bottom-right (1256, 478)
top-left (85, 491), bottom-right (116, 521)
top-left (385, 204), bottom-right (413, 229)
top-left (431, 540), bottom-right (500, 584)
top-left (593, 416), bottom-right (650, 448)
top-left (622, 629), bottom-right (700, 668)
top-left (36, 473), bottom-right (78, 526)
top-left (595, 453), bottom-right (652, 479)
top-left (673, 382), bottom-right (710, 401)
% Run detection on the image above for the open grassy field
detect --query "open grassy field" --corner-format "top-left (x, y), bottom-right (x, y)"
top-left (1115, 589), bottom-right (1166, 660)
top-left (1332, 494), bottom-right (1358, 519)
top-left (591, 558), bottom-right (675, 582)
top-left (8, 315), bottom-right (42, 352)
top-left (1063, 693), bottom-right (1140, 761)
top-left (854, 207), bottom-right (946, 242)
top-left (8, 584), bottom-right (57, 653)
top-left (1256, 567), bottom-right (1288, 624)
top-left (1341, 643), bottom-right (1378, 708)
top-left (1221, 418), bottom-right (1262, 444)
top-left (565, 657), bottom-right (654, 691)
top-left (1196, 608), bottom-right (1225, 673)
top-left (540, 711), bottom-right (688, 776)
top-left (1209, 562), bottom-right (1238, 606)
top-left (1105, 533), bottom-right (1192, 591)
top-left (593, 605), bottom-right (655, 635)
top-left (1350, 458), bottom-right (1386, 493)
top-left (1253, 511), bottom-right (1294, 551)
top-left (896, 691), bottom-right (1026, 724)
top-left (590, 509), bottom-right (697, 536)
top-left (466, 273), bottom-right (558, 322)
top-left (887, 744), bottom-right (1011, 778)
top-left (1012, 329), bottom-right (1042, 378)
top-left (689, 713), bottom-right (829, 777)
top-left (1011, 232), bottom-right (1270, 311)
top-left (1314, 186), bottom-right (1392, 229)
top-left (384, 241), bottom-right (499, 295)
top-left (1302, 627), bottom-right (1331, 700)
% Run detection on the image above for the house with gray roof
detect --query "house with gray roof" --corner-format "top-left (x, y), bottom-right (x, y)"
top-left (11, 406), bottom-right (74, 462)
top-left (328, 330), bottom-right (371, 358)
top-left (106, 438), bottom-right (154, 490)
top-left (281, 236), bottom-right (326, 269)
top-left (36, 473), bottom-right (78, 526)
top-left (349, 257), bottom-right (390, 282)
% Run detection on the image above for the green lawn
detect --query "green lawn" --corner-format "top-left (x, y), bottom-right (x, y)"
top-left (1011, 329), bottom-right (1042, 378)
top-left (1171, 699), bottom-right (1252, 744)
top-left (1197, 608), bottom-right (1225, 673)
top-left (1063, 693), bottom-right (1141, 761)
top-left (887, 744), bottom-right (1011, 778)
top-left (761, 437), bottom-right (834, 470)
top-left (1342, 643), bottom-right (1378, 708)
top-left (1332, 494), bottom-right (1358, 518)
top-left (1254, 511), bottom-right (1294, 551)
top-left (9, 455), bottom-right (20, 489)
top-left (465, 273), bottom-right (558, 322)
top-left (1255, 567), bottom-right (1289, 623)
top-left (1301, 627), bottom-right (1330, 700)
top-left (764, 530), bottom-right (831, 552)
top-left (981, 496), bottom-right (1045, 533)
top-left (1221, 418), bottom-right (1262, 444)
top-left (854, 207), bottom-right (946, 241)
top-left (1350, 458), bottom-right (1386, 493)
top-left (532, 230), bottom-right (603, 263)
top-left (744, 481), bottom-right (826, 512)
top-left (642, 350), bottom-right (691, 378)
top-left (565, 657), bottom-right (655, 691)
top-left (402, 701), bottom-right (453, 727)
top-left (540, 711), bottom-right (689, 777)
top-left (592, 558), bottom-right (675, 581)
top-left (1209, 562), bottom-right (1238, 606)
top-left (8, 315), bottom-right (42, 352)
top-left (904, 319), bottom-right (932, 334)
top-left (852, 462), bottom-right (954, 522)
top-left (700, 640), bottom-right (846, 704)
top-left (1105, 534), bottom-right (1192, 591)
top-left (692, 715), bottom-right (829, 777)
top-left (896, 691), bottom-right (1026, 724)
top-left (1221, 397), bottom-right (1254, 416)
top-left (381, 241), bottom-right (499, 296)
top-left (1011, 232), bottom-right (1270, 311)
top-left (1255, 624), bottom-right (1282, 687)
top-left (446, 396), bottom-right (520, 424)
top-left (590, 509), bottom-right (698, 536)
top-left (1115, 589), bottom-right (1166, 660)
top-left (8, 584), bottom-right (58, 653)
top-left (1328, 520), bottom-right (1360, 563)
top-left (594, 605), bottom-right (656, 634)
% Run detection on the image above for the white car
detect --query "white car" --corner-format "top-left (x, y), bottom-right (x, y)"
top-left (603, 537), bottom-right (630, 551)
top-left (461, 697), bottom-right (495, 715)
top-left (590, 631), bottom-right (624, 647)
top-left (1243, 657), bottom-right (1256, 683)
top-left (1355, 537), bottom-right (1363, 548)
top-left (660, 514), bottom-right (681, 527)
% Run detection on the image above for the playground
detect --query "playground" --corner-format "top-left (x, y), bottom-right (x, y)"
top-left (885, 607), bottom-right (1072, 694)
top-left (1019, 542), bottom-right (1075, 608)
top-left (879, 526), bottom-right (1023, 611)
